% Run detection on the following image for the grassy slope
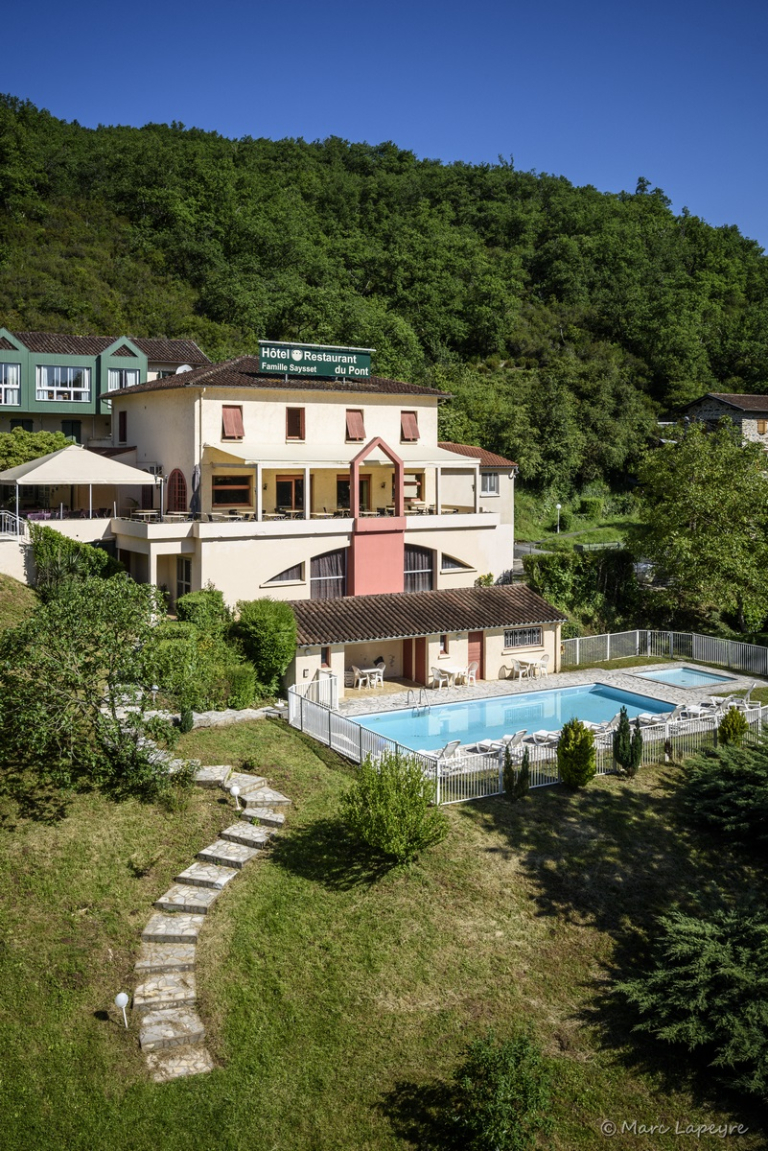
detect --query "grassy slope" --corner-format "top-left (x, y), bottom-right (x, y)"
top-left (0, 573), bottom-right (37, 630)
top-left (0, 720), bottom-right (764, 1150)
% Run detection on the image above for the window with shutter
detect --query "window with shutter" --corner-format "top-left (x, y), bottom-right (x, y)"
top-left (345, 409), bottom-right (365, 441)
top-left (222, 405), bottom-right (245, 439)
top-left (400, 411), bottom-right (419, 442)
top-left (286, 407), bottom-right (305, 440)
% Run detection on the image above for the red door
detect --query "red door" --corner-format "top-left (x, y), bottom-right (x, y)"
top-left (468, 631), bottom-right (484, 680)
top-left (403, 638), bottom-right (413, 681)
top-left (414, 637), bottom-right (427, 685)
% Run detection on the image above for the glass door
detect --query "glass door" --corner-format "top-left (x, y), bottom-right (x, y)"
top-left (275, 475), bottom-right (304, 513)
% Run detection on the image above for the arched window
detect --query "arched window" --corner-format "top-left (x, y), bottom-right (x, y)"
top-left (167, 468), bottom-right (187, 513)
top-left (310, 549), bottom-right (347, 600)
top-left (404, 545), bottom-right (434, 593)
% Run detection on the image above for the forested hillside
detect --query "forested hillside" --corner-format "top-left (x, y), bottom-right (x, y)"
top-left (2, 94), bottom-right (768, 495)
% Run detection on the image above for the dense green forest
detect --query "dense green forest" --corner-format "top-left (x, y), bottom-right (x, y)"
top-left (2, 94), bottom-right (768, 495)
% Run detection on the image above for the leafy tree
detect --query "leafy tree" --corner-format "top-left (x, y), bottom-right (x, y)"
top-left (0, 428), bottom-right (70, 473)
top-left (29, 523), bottom-right (123, 599)
top-left (683, 741), bottom-right (768, 851)
top-left (634, 421), bottom-right (768, 630)
top-left (235, 599), bottom-right (297, 694)
top-left (617, 906), bottom-right (768, 1099)
top-left (448, 1030), bottom-right (552, 1151)
top-left (341, 750), bottom-right (448, 863)
top-left (556, 718), bottom-right (596, 788)
top-left (0, 574), bottom-right (180, 797)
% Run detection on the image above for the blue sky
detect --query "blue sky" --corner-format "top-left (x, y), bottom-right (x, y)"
top-left (5, 0), bottom-right (768, 247)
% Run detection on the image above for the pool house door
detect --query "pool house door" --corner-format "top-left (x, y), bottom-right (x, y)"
top-left (468, 631), bottom-right (484, 680)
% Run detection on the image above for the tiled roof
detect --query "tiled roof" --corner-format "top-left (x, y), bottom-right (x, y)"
top-left (108, 355), bottom-right (449, 399)
top-left (438, 441), bottom-right (517, 468)
top-left (11, 332), bottom-right (209, 364)
top-left (686, 392), bottom-right (768, 412)
top-left (289, 585), bottom-right (566, 645)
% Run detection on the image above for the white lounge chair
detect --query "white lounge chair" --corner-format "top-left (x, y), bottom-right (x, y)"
top-left (473, 730), bottom-right (527, 755)
top-left (418, 739), bottom-right (462, 763)
top-left (734, 683), bottom-right (761, 712)
top-left (431, 666), bottom-right (451, 690)
top-left (525, 729), bottom-right (560, 746)
top-left (636, 703), bottom-right (686, 726)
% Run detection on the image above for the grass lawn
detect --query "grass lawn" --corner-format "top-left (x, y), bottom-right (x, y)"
top-left (1, 720), bottom-right (765, 1150)
top-left (0, 572), bottom-right (37, 630)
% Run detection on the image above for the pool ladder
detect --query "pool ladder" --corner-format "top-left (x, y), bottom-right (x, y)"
top-left (407, 688), bottom-right (430, 715)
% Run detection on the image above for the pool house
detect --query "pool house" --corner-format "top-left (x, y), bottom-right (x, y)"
top-left (287, 584), bottom-right (567, 701)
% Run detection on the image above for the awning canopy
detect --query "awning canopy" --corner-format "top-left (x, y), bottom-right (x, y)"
top-left (0, 444), bottom-right (157, 486)
top-left (204, 442), bottom-right (478, 470)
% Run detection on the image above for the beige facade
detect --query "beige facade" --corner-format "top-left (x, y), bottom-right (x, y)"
top-left (108, 377), bottom-right (516, 607)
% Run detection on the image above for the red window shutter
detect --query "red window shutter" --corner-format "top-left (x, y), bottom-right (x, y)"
top-left (286, 408), bottom-right (305, 439)
top-left (401, 411), bottom-right (419, 441)
top-left (222, 405), bottom-right (244, 439)
top-left (118, 410), bottom-right (127, 443)
top-left (346, 409), bottom-right (365, 441)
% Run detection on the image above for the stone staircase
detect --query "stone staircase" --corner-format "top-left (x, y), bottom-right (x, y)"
top-left (133, 763), bottom-right (292, 1082)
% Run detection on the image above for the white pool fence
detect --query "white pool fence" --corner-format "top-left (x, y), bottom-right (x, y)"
top-left (287, 686), bottom-right (767, 806)
top-left (562, 629), bottom-right (768, 677)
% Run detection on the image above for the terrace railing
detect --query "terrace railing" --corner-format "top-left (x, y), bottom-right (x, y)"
top-left (562, 629), bottom-right (768, 678)
top-left (287, 686), bottom-right (766, 805)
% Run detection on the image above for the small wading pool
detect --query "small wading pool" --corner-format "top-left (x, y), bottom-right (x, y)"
top-left (357, 683), bottom-right (672, 753)
top-left (634, 666), bottom-right (735, 689)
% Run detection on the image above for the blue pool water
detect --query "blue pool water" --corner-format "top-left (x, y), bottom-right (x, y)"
top-left (635, 666), bottom-right (733, 689)
top-left (357, 683), bottom-right (671, 752)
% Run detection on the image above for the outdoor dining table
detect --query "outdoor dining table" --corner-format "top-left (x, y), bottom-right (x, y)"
top-left (131, 510), bottom-right (158, 521)
top-left (443, 664), bottom-right (469, 685)
top-left (262, 511), bottom-right (286, 520)
top-left (310, 512), bottom-right (335, 519)
top-left (516, 657), bottom-right (545, 677)
top-left (360, 666), bottom-right (384, 686)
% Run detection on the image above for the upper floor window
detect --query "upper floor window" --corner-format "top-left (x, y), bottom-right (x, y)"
top-left (404, 544), bottom-right (433, 593)
top-left (36, 365), bottom-right (91, 402)
top-left (222, 405), bottom-right (245, 440)
top-left (0, 363), bottom-right (21, 406)
top-left (108, 368), bottom-right (140, 391)
top-left (401, 410), bottom-right (419, 442)
top-left (480, 472), bottom-right (500, 495)
top-left (286, 407), bottom-right (305, 440)
top-left (345, 409), bottom-right (365, 441)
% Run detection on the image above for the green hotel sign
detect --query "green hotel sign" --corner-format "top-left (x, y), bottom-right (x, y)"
top-left (259, 341), bottom-right (372, 379)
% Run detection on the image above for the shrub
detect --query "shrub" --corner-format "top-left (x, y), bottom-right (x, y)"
top-left (475, 573), bottom-right (494, 587)
top-left (612, 706), bottom-right (632, 769)
top-left (153, 620), bottom-right (199, 642)
top-left (504, 745), bottom-right (529, 801)
top-left (448, 1030), bottom-right (552, 1151)
top-left (30, 524), bottom-right (123, 599)
top-left (226, 663), bottom-right (257, 709)
top-left (718, 706), bottom-right (749, 747)
top-left (557, 718), bottom-right (596, 788)
top-left (579, 495), bottom-right (603, 519)
top-left (176, 585), bottom-right (231, 632)
top-left (683, 742), bottom-right (768, 851)
top-left (341, 750), bottom-right (449, 863)
top-left (629, 718), bottom-right (643, 776)
top-left (179, 707), bottom-right (194, 733)
top-left (616, 906), bottom-right (768, 1099)
top-left (236, 598), bottom-right (297, 694)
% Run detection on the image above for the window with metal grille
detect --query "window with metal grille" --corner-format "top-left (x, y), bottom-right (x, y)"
top-left (266, 562), bottom-right (303, 583)
top-left (286, 407), bottom-right (305, 440)
top-left (404, 544), bottom-right (433, 593)
top-left (345, 409), bottom-right (365, 441)
top-left (400, 410), bottom-right (419, 441)
top-left (504, 627), bottom-right (542, 649)
top-left (212, 474), bottom-right (250, 506)
top-left (222, 405), bottom-right (245, 439)
top-left (480, 472), bottom-right (500, 495)
top-left (167, 468), bottom-right (188, 512)
top-left (310, 548), bottom-right (347, 599)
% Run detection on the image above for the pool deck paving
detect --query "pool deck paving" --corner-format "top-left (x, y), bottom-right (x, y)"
top-left (337, 662), bottom-right (762, 720)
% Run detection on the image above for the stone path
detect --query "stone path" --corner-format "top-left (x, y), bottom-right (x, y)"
top-left (132, 762), bottom-right (292, 1083)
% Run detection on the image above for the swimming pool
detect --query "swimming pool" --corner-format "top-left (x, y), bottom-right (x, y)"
top-left (634, 666), bottom-right (734, 689)
top-left (357, 683), bottom-right (672, 753)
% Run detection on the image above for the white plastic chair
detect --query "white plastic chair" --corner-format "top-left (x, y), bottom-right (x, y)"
top-left (537, 654), bottom-right (550, 677)
top-left (351, 665), bottom-right (370, 689)
top-left (465, 661), bottom-right (479, 686)
top-left (432, 666), bottom-right (451, 690)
